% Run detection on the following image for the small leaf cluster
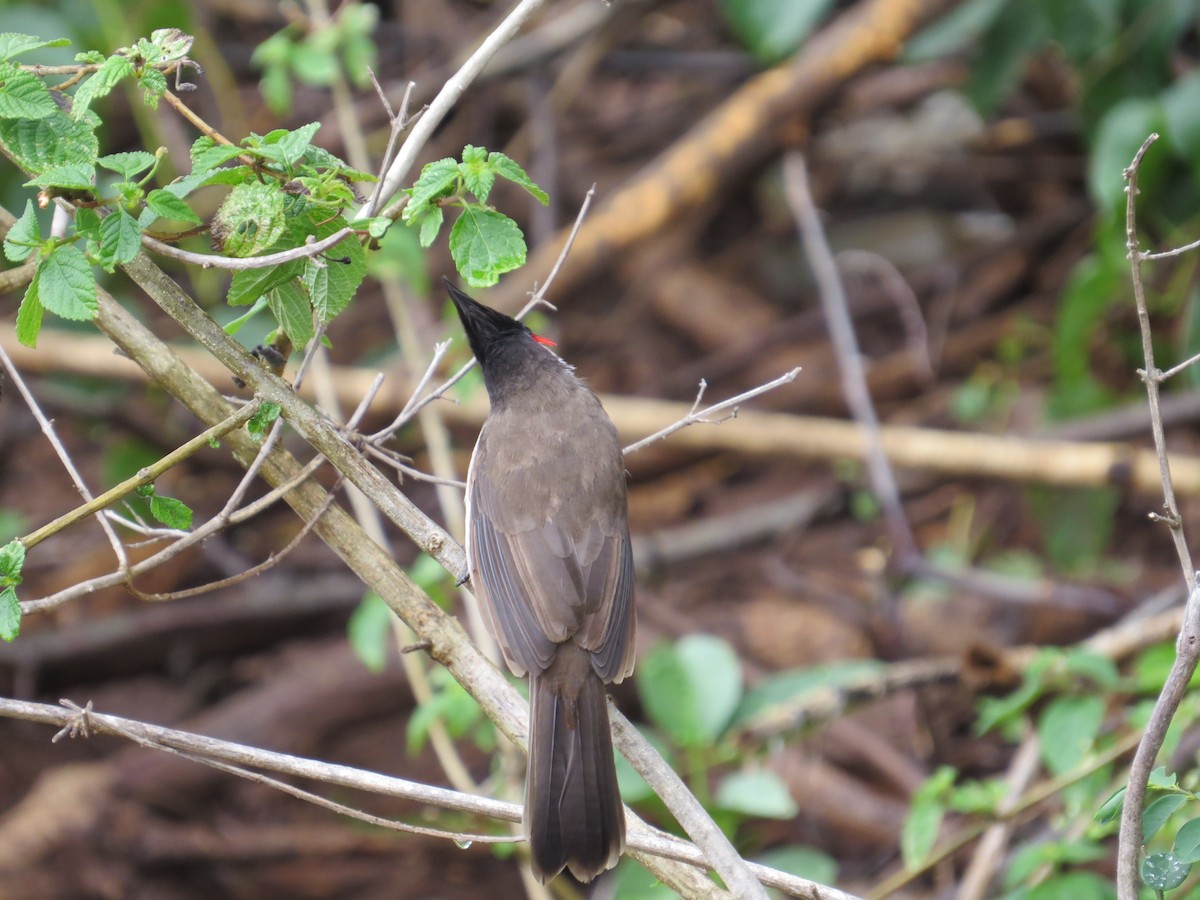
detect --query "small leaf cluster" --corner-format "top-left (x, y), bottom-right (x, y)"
top-left (628, 635), bottom-right (836, 880)
top-left (0, 540), bottom-right (24, 642)
top-left (251, 1), bottom-right (378, 115)
top-left (402, 145), bottom-right (548, 288)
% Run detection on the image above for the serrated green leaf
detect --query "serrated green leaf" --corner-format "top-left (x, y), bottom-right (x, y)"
top-left (75, 50), bottom-right (104, 65)
top-left (265, 121), bottom-right (320, 169)
top-left (715, 769), bottom-right (797, 819)
top-left (487, 152), bottom-right (549, 205)
top-left (0, 586), bottom-right (19, 642)
top-left (0, 62), bottom-right (58, 119)
top-left (0, 539), bottom-right (24, 580)
top-left (676, 634), bottom-right (743, 740)
top-left (1142, 851), bottom-right (1190, 891)
top-left (228, 259), bottom-right (304, 307)
top-left (0, 108), bottom-right (98, 174)
top-left (1037, 695), bottom-right (1105, 776)
top-left (1174, 816), bottom-right (1200, 863)
top-left (348, 591), bottom-right (392, 673)
top-left (1143, 793), bottom-right (1187, 841)
top-left (0, 34), bottom-right (71, 61)
top-left (212, 180), bottom-right (287, 257)
top-left (97, 208), bottom-right (142, 271)
top-left (267, 279), bottom-right (316, 349)
top-left (140, 28), bottom-right (194, 64)
top-left (71, 54), bottom-right (134, 120)
top-left (37, 245), bottom-right (96, 320)
top-left (149, 494), bottom-right (192, 530)
top-left (14, 273), bottom-right (43, 347)
top-left (26, 162), bottom-right (94, 190)
top-left (74, 207), bottom-right (101, 240)
top-left (302, 215), bottom-right (365, 322)
top-left (4, 199), bottom-right (40, 262)
top-left (143, 189), bottom-right (203, 226)
top-left (448, 207), bottom-right (526, 288)
top-left (190, 135), bottom-right (244, 172)
top-left (402, 157), bottom-right (459, 221)
top-left (138, 67), bottom-right (167, 108)
top-left (247, 401), bottom-right (282, 440)
top-left (97, 150), bottom-right (156, 180)
top-left (417, 207), bottom-right (443, 247)
top-left (460, 145), bottom-right (495, 203)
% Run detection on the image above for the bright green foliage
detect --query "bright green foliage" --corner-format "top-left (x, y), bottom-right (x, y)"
top-left (348, 591), bottom-right (392, 673)
top-left (97, 208), bottom-right (142, 270)
top-left (37, 245), bottom-right (96, 320)
top-left (0, 61), bottom-right (58, 119)
top-left (149, 495), bottom-right (193, 530)
top-left (1142, 852), bottom-right (1190, 891)
top-left (403, 145), bottom-right (548, 287)
top-left (250, 1), bottom-right (378, 114)
top-left (0, 539), bottom-right (24, 642)
top-left (246, 402), bottom-right (282, 441)
top-left (3, 199), bottom-right (40, 262)
top-left (714, 769), bottom-right (797, 819)
top-left (901, 765), bottom-right (955, 869)
top-left (212, 181), bottom-right (287, 257)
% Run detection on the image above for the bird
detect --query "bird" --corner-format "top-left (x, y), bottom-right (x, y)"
top-left (445, 278), bottom-right (636, 883)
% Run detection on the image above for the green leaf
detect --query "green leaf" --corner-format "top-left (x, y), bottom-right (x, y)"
top-left (14, 274), bottom-right (43, 347)
top-left (417, 208), bottom-right (443, 248)
top-left (36, 245), bottom-right (96, 320)
top-left (190, 135), bottom-right (244, 173)
top-left (459, 145), bottom-right (495, 203)
top-left (71, 54), bottom-right (134, 120)
top-left (1094, 786), bottom-right (1126, 824)
top-left (1174, 816), bottom-right (1200, 863)
top-left (228, 259), bottom-right (304, 307)
top-left (4, 199), bottom-right (40, 262)
top-left (97, 208), bottom-right (142, 271)
top-left (488, 151), bottom-right (549, 205)
top-left (266, 279), bottom-right (316, 349)
top-left (965, 0), bottom-right (1049, 114)
top-left (718, 0), bottom-right (835, 64)
top-left (1025, 871), bottom-right (1116, 900)
top-left (212, 181), bottom-right (287, 257)
top-left (402, 157), bottom-right (459, 221)
top-left (0, 107), bottom-right (98, 175)
top-left (348, 591), bottom-right (392, 673)
top-left (1163, 71), bottom-right (1200, 160)
top-left (0, 539), bottom-right (24, 581)
top-left (976, 651), bottom-right (1055, 734)
top-left (731, 660), bottom-right (883, 727)
top-left (675, 634), bottom-right (743, 740)
top-left (1150, 766), bottom-right (1180, 790)
top-left (1037, 695), bottom-right (1105, 776)
top-left (448, 207), bottom-right (526, 288)
top-left (302, 215), bottom-right (366, 323)
top-left (902, 786), bottom-right (947, 869)
top-left (1063, 648), bottom-right (1119, 690)
top-left (752, 846), bottom-right (837, 888)
top-left (904, 0), bottom-right (1007, 63)
top-left (715, 769), bottom-right (797, 819)
top-left (1143, 793), bottom-right (1188, 841)
top-left (149, 494), bottom-right (192, 530)
top-left (0, 586), bottom-right (18, 642)
top-left (0, 34), bottom-right (71, 61)
top-left (247, 401), bottom-right (282, 440)
top-left (637, 641), bottom-right (703, 747)
top-left (1142, 851), bottom-right (1190, 891)
top-left (97, 150), bottom-right (156, 180)
top-left (1088, 97), bottom-right (1163, 214)
top-left (26, 162), bottom-right (95, 190)
top-left (138, 66), bottom-right (167, 108)
top-left (142, 189), bottom-right (203, 226)
top-left (74, 207), bottom-right (101, 241)
top-left (263, 122), bottom-right (320, 169)
top-left (139, 28), bottom-right (194, 64)
top-left (0, 62), bottom-right (58, 119)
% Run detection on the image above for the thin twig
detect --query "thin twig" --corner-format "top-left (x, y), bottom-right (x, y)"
top-left (0, 696), bottom-right (852, 899)
top-left (19, 400), bottom-right (260, 550)
top-left (783, 152), bottom-right (918, 564)
top-left (142, 227), bottom-right (355, 271)
top-left (1116, 132), bottom-right (1200, 900)
top-left (621, 368), bottom-right (801, 455)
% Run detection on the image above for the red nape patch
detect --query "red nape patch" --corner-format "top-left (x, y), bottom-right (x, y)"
top-left (532, 334), bottom-right (557, 347)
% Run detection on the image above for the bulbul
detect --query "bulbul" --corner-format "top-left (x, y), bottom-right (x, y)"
top-left (446, 279), bottom-right (636, 883)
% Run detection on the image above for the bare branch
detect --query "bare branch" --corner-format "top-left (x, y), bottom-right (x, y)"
top-left (142, 227), bottom-right (356, 271)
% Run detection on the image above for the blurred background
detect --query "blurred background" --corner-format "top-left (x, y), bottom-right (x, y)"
top-left (2, 0), bottom-right (1200, 897)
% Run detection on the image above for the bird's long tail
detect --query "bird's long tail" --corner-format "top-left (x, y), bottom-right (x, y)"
top-left (525, 643), bottom-right (625, 883)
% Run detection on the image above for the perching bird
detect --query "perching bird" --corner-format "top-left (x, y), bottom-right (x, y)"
top-left (445, 279), bottom-right (636, 883)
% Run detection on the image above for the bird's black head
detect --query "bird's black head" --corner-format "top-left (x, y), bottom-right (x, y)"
top-left (444, 277), bottom-right (556, 369)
